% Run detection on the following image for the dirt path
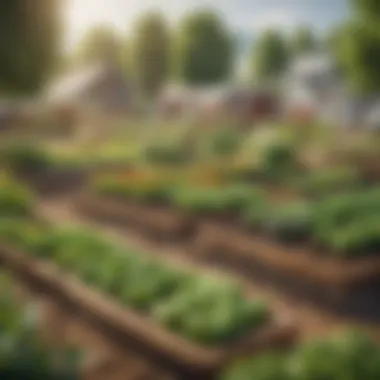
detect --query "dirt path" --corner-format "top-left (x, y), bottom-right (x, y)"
top-left (37, 196), bottom-right (380, 342)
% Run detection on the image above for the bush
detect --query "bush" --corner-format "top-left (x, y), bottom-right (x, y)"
top-left (209, 129), bottom-right (242, 157)
top-left (0, 180), bottom-right (34, 217)
top-left (0, 143), bottom-right (51, 174)
top-left (260, 201), bottom-right (314, 242)
top-left (173, 184), bottom-right (264, 216)
top-left (93, 177), bottom-right (173, 204)
top-left (293, 166), bottom-right (362, 198)
top-left (144, 142), bottom-right (192, 166)
top-left (259, 142), bottom-right (298, 181)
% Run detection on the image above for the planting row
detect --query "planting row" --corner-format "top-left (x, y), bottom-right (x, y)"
top-left (0, 272), bottom-right (82, 379)
top-left (0, 218), bottom-right (270, 347)
top-left (93, 176), bottom-right (380, 258)
top-left (222, 329), bottom-right (380, 380)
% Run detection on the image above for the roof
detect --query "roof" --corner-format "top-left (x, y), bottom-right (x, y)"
top-left (45, 63), bottom-right (128, 105)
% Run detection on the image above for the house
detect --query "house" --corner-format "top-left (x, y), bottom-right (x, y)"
top-left (157, 84), bottom-right (278, 124)
top-left (285, 53), bottom-right (380, 131)
top-left (284, 53), bottom-right (340, 124)
top-left (45, 62), bottom-right (133, 140)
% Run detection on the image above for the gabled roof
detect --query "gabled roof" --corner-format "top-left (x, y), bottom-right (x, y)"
top-left (45, 62), bottom-right (129, 104)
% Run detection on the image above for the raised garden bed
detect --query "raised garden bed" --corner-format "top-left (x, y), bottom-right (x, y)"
top-left (75, 194), bottom-right (197, 242)
top-left (18, 167), bottom-right (90, 197)
top-left (0, 242), bottom-right (296, 380)
top-left (195, 221), bottom-right (380, 321)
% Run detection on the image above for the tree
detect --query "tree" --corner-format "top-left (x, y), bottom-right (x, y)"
top-left (0, 0), bottom-right (62, 95)
top-left (74, 25), bottom-right (121, 66)
top-left (292, 26), bottom-right (317, 56)
top-left (175, 10), bottom-right (233, 85)
top-left (131, 11), bottom-right (170, 98)
top-left (333, 0), bottom-right (380, 93)
top-left (351, 0), bottom-right (380, 20)
top-left (252, 29), bottom-right (289, 82)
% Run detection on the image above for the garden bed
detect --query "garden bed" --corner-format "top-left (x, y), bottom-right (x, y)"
top-left (0, 243), bottom-right (296, 380)
top-left (195, 221), bottom-right (380, 321)
top-left (19, 167), bottom-right (90, 197)
top-left (75, 194), bottom-right (197, 242)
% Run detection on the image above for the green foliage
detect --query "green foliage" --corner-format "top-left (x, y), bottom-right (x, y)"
top-left (1, 226), bottom-right (270, 346)
top-left (131, 11), bottom-right (170, 97)
top-left (252, 29), bottom-right (289, 82)
top-left (222, 330), bottom-right (380, 380)
top-left (73, 24), bottom-right (122, 66)
top-left (260, 201), bottom-right (314, 242)
top-left (208, 130), bottom-right (242, 157)
top-left (293, 166), bottom-right (362, 198)
top-left (175, 10), bottom-right (233, 84)
top-left (173, 184), bottom-right (264, 215)
top-left (292, 26), bottom-right (317, 56)
top-left (0, 272), bottom-right (82, 379)
top-left (259, 142), bottom-right (298, 181)
top-left (0, 0), bottom-right (62, 95)
top-left (313, 187), bottom-right (380, 256)
top-left (0, 143), bottom-right (52, 174)
top-left (0, 180), bottom-right (34, 217)
top-left (144, 142), bottom-right (193, 166)
top-left (93, 177), bottom-right (172, 204)
top-left (338, 21), bottom-right (380, 93)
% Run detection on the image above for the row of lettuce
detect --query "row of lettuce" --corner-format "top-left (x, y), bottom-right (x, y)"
top-left (0, 218), bottom-right (270, 346)
top-left (0, 272), bottom-right (82, 379)
top-left (222, 329), bottom-right (380, 380)
top-left (94, 175), bottom-right (380, 258)
top-left (2, 178), bottom-right (380, 379)
top-left (0, 167), bottom-right (378, 258)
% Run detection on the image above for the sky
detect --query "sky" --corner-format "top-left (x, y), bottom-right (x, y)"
top-left (64, 0), bottom-right (350, 51)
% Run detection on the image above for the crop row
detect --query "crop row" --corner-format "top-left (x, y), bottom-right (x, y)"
top-left (0, 218), bottom-right (270, 347)
top-left (0, 272), bottom-right (82, 379)
top-left (93, 176), bottom-right (380, 258)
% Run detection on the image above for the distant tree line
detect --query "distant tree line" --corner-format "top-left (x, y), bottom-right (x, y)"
top-left (1, 0), bottom-right (380, 97)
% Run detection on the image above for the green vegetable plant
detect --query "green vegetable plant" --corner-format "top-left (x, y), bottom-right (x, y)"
top-left (0, 225), bottom-right (270, 346)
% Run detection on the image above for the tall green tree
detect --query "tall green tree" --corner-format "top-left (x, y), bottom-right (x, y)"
top-left (252, 29), bottom-right (289, 82)
top-left (292, 26), bottom-right (317, 56)
top-left (0, 0), bottom-right (62, 95)
top-left (74, 25), bottom-right (121, 66)
top-left (131, 11), bottom-right (169, 98)
top-left (175, 10), bottom-right (233, 85)
top-left (334, 0), bottom-right (380, 93)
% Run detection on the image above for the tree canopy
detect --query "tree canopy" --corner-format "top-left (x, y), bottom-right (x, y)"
top-left (74, 25), bottom-right (122, 66)
top-left (131, 11), bottom-right (170, 97)
top-left (292, 26), bottom-right (317, 56)
top-left (175, 10), bottom-right (233, 85)
top-left (252, 29), bottom-right (289, 82)
top-left (0, 0), bottom-right (62, 95)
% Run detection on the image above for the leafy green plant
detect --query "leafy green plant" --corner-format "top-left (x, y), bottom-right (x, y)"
top-left (261, 201), bottom-right (314, 242)
top-left (0, 143), bottom-right (52, 174)
top-left (1, 226), bottom-right (270, 346)
top-left (173, 184), bottom-right (264, 216)
top-left (0, 272), bottom-right (82, 379)
top-left (293, 166), bottom-right (362, 198)
top-left (222, 330), bottom-right (380, 380)
top-left (0, 180), bottom-right (35, 217)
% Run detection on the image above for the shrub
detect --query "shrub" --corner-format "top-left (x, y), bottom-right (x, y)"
top-left (0, 143), bottom-right (51, 174)
top-left (0, 180), bottom-right (34, 217)
top-left (173, 184), bottom-right (264, 215)
top-left (259, 142), bottom-right (298, 181)
top-left (144, 142), bottom-right (192, 166)
top-left (260, 201), bottom-right (314, 242)
top-left (293, 166), bottom-right (362, 198)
